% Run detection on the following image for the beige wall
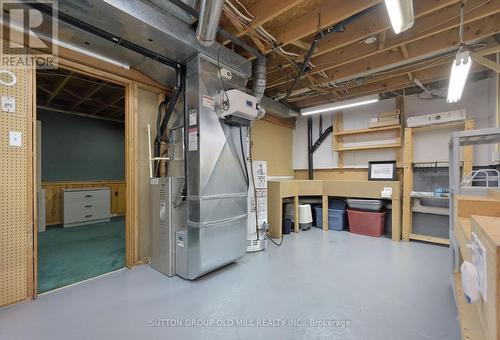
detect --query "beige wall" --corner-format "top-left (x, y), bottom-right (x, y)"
top-left (251, 119), bottom-right (294, 177)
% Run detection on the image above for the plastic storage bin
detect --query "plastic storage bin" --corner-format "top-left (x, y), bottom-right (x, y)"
top-left (314, 206), bottom-right (347, 231)
top-left (283, 218), bottom-right (292, 234)
top-left (347, 199), bottom-right (385, 211)
top-left (347, 209), bottom-right (386, 237)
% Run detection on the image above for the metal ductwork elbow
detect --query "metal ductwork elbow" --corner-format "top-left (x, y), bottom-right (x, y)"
top-left (252, 58), bottom-right (266, 104)
top-left (196, 0), bottom-right (224, 47)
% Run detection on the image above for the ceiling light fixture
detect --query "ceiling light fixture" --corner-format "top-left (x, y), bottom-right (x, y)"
top-left (447, 51), bottom-right (472, 103)
top-left (384, 0), bottom-right (414, 34)
top-left (447, 0), bottom-right (471, 103)
top-left (301, 95), bottom-right (380, 116)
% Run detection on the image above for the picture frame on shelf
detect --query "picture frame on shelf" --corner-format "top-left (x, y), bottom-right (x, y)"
top-left (368, 160), bottom-right (397, 181)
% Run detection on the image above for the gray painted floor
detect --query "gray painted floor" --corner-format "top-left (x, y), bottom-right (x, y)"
top-left (0, 228), bottom-right (460, 340)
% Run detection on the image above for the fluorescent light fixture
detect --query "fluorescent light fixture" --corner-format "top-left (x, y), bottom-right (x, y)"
top-left (301, 95), bottom-right (380, 116)
top-left (447, 51), bottom-right (472, 103)
top-left (384, 0), bottom-right (414, 34)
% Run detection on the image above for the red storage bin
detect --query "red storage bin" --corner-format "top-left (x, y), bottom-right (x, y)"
top-left (347, 209), bottom-right (386, 237)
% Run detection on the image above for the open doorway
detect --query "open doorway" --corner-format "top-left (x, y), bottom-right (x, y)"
top-left (35, 68), bottom-right (126, 293)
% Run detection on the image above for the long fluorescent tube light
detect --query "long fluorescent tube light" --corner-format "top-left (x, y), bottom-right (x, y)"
top-left (301, 95), bottom-right (380, 116)
top-left (384, 0), bottom-right (414, 34)
top-left (447, 51), bottom-right (472, 103)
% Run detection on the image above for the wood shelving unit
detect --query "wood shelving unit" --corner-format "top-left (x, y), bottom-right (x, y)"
top-left (333, 143), bottom-right (402, 152)
top-left (333, 110), bottom-right (403, 168)
top-left (402, 119), bottom-right (475, 244)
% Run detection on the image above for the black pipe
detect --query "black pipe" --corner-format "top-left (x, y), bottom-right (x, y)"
top-left (318, 115), bottom-right (323, 136)
top-left (311, 126), bottom-right (333, 153)
top-left (307, 117), bottom-right (313, 180)
top-left (282, 6), bottom-right (375, 101)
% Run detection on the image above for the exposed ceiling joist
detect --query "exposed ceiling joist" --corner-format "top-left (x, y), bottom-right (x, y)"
top-left (471, 52), bottom-right (500, 73)
top-left (45, 72), bottom-right (73, 106)
top-left (102, 96), bottom-right (126, 116)
top-left (70, 84), bottom-right (106, 111)
top-left (266, 0), bottom-right (382, 53)
top-left (269, 14), bottom-right (500, 97)
top-left (223, 0), bottom-right (304, 43)
top-left (266, 0), bottom-right (462, 78)
top-left (267, 0), bottom-right (500, 89)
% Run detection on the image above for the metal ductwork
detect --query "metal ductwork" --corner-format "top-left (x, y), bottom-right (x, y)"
top-left (252, 58), bottom-right (266, 104)
top-left (196, 0), bottom-right (224, 47)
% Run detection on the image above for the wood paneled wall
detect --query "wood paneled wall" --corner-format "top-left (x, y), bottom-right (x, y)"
top-left (251, 118), bottom-right (294, 177)
top-left (42, 180), bottom-right (126, 226)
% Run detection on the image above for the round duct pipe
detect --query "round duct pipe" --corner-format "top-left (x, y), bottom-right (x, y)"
top-left (196, 0), bottom-right (224, 47)
top-left (252, 58), bottom-right (266, 103)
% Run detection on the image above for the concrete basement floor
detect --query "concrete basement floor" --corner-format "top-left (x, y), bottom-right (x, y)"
top-left (0, 228), bottom-right (460, 340)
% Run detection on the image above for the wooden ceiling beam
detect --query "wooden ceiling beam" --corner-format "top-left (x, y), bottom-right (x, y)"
top-left (266, 0), bottom-right (382, 52)
top-left (70, 84), bottom-right (105, 111)
top-left (293, 63), bottom-right (482, 108)
top-left (45, 72), bottom-right (73, 106)
top-left (266, 0), bottom-right (461, 77)
top-left (269, 13), bottom-right (500, 97)
top-left (101, 95), bottom-right (126, 116)
top-left (222, 0), bottom-right (303, 43)
top-left (268, 0), bottom-right (500, 88)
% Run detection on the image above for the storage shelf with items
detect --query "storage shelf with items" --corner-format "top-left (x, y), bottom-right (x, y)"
top-left (332, 110), bottom-right (403, 168)
top-left (402, 118), bottom-right (475, 245)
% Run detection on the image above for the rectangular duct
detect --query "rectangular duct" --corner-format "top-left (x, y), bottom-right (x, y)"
top-left (178, 53), bottom-right (249, 279)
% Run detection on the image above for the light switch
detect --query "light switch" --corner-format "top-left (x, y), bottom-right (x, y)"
top-left (9, 131), bottom-right (22, 147)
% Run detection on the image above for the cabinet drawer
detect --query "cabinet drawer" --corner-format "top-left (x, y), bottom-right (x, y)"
top-left (63, 189), bottom-right (110, 203)
top-left (63, 200), bottom-right (110, 224)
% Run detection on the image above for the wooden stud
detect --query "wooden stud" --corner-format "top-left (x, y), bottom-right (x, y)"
top-left (294, 195), bottom-right (300, 233)
top-left (322, 195), bottom-right (328, 231)
top-left (402, 127), bottom-right (413, 241)
top-left (463, 119), bottom-right (475, 180)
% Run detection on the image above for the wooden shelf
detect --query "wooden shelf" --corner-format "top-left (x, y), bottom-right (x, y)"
top-left (453, 273), bottom-right (486, 340)
top-left (411, 121), bottom-right (465, 132)
top-left (335, 125), bottom-right (401, 136)
top-left (408, 233), bottom-right (449, 245)
top-left (334, 143), bottom-right (402, 152)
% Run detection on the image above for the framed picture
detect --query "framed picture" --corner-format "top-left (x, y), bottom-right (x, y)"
top-left (368, 161), bottom-right (397, 181)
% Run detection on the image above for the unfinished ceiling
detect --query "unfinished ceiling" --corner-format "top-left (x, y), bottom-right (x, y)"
top-left (36, 69), bottom-right (126, 122)
top-left (219, 0), bottom-right (500, 108)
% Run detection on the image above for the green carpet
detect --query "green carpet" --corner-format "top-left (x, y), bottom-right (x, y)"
top-left (37, 216), bottom-right (125, 293)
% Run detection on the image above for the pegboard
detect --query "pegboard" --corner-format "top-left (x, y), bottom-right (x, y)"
top-left (0, 47), bottom-right (31, 307)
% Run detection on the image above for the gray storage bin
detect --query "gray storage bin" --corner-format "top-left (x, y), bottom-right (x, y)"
top-left (314, 206), bottom-right (346, 231)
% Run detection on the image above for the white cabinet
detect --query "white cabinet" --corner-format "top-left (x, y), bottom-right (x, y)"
top-left (62, 188), bottom-right (111, 227)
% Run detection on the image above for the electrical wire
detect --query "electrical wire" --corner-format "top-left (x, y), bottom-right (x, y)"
top-left (248, 125), bottom-right (260, 240)
top-left (267, 234), bottom-right (283, 246)
top-left (238, 126), bottom-right (249, 189)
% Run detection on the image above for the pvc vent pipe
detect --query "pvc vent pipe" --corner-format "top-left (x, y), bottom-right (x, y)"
top-left (196, 0), bottom-right (224, 47)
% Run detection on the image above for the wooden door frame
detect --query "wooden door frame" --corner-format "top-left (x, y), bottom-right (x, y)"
top-left (31, 52), bottom-right (167, 298)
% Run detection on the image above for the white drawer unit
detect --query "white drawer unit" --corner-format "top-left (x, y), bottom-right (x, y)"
top-left (62, 188), bottom-right (111, 227)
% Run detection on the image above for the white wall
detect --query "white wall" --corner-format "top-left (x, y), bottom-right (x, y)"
top-left (293, 75), bottom-right (497, 169)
